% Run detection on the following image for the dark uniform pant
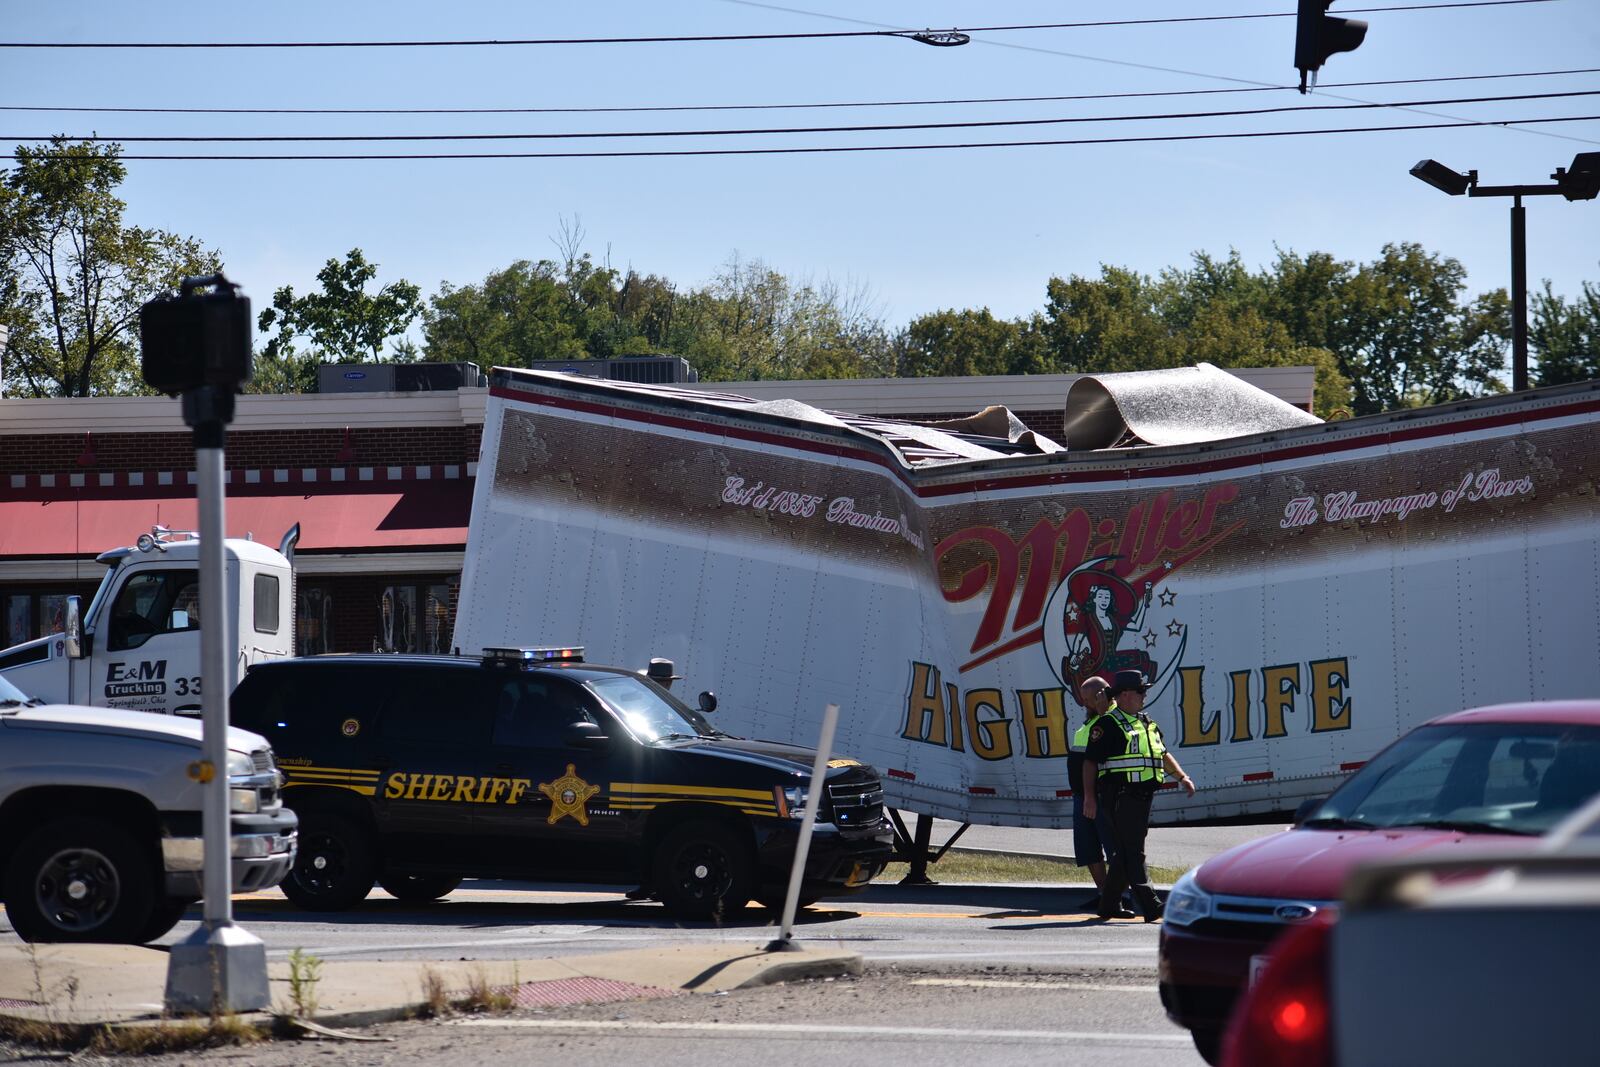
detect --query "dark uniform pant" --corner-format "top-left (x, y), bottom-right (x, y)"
top-left (1097, 784), bottom-right (1162, 919)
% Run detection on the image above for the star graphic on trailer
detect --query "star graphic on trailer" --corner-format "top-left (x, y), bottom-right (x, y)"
top-left (1159, 588), bottom-right (1177, 607)
top-left (1142, 628), bottom-right (1158, 649)
top-left (1167, 619), bottom-right (1184, 637)
top-left (1065, 603), bottom-right (1080, 622)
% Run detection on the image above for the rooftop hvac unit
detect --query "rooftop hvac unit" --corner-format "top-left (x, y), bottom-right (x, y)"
top-left (526, 356), bottom-right (698, 384)
top-left (317, 362), bottom-right (483, 393)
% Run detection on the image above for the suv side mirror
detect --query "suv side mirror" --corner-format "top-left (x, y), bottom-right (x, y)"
top-left (698, 691), bottom-right (717, 714)
top-left (64, 596), bottom-right (85, 660)
top-left (1293, 797), bottom-right (1324, 826)
top-left (563, 721), bottom-right (608, 749)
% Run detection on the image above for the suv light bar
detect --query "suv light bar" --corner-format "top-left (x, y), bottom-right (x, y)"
top-left (482, 646), bottom-right (586, 668)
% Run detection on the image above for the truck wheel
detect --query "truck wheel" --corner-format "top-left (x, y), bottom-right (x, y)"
top-left (1190, 1026), bottom-right (1223, 1066)
top-left (3, 817), bottom-right (157, 944)
top-left (379, 874), bottom-right (462, 903)
top-left (136, 897), bottom-right (195, 944)
top-left (282, 813), bottom-right (376, 911)
top-left (653, 822), bottom-right (754, 921)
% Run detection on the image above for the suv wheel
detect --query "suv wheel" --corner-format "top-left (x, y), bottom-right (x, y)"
top-left (1190, 1026), bottom-right (1223, 1066)
top-left (652, 821), bottom-right (754, 921)
top-left (283, 813), bottom-right (376, 911)
top-left (3, 817), bottom-right (157, 944)
top-left (379, 874), bottom-right (462, 903)
top-left (136, 897), bottom-right (195, 944)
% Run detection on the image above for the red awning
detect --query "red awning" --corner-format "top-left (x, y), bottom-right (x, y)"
top-left (0, 482), bottom-right (473, 559)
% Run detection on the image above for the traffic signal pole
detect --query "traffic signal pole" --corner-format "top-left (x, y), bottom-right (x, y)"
top-left (1510, 196), bottom-right (1528, 393)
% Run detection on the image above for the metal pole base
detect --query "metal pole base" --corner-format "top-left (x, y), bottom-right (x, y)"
top-left (763, 936), bottom-right (803, 952)
top-left (164, 922), bottom-right (270, 1015)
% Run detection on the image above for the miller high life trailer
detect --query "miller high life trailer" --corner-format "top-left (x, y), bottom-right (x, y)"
top-left (453, 364), bottom-right (1600, 828)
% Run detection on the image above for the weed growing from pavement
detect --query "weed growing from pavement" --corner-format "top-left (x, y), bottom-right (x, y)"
top-left (416, 968), bottom-right (450, 1019)
top-left (457, 967), bottom-right (515, 1014)
top-left (285, 948), bottom-right (323, 1019)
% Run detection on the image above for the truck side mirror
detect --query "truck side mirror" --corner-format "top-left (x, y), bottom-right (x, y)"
top-left (1293, 797), bottom-right (1324, 826)
top-left (698, 691), bottom-right (717, 714)
top-left (563, 721), bottom-right (609, 749)
top-left (64, 596), bottom-right (85, 660)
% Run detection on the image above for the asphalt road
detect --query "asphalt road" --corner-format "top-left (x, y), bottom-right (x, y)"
top-left (129, 880), bottom-right (1168, 972)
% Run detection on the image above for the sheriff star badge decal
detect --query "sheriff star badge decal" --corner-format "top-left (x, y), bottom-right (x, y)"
top-left (538, 764), bottom-right (600, 826)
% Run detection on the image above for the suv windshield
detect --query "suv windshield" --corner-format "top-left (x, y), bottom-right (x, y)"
top-left (1313, 721), bottom-right (1600, 837)
top-left (584, 674), bottom-right (712, 743)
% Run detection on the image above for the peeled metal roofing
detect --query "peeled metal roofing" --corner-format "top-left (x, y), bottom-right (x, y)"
top-left (1061, 362), bottom-right (1322, 449)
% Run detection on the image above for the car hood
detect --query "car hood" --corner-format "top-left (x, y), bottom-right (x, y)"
top-left (676, 736), bottom-right (873, 780)
top-left (1195, 826), bottom-right (1537, 900)
top-left (2, 704), bottom-right (267, 754)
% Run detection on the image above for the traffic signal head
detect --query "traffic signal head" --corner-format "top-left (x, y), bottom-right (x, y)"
top-left (140, 274), bottom-right (253, 397)
top-left (1295, 0), bottom-right (1369, 93)
top-left (1555, 152), bottom-right (1600, 202)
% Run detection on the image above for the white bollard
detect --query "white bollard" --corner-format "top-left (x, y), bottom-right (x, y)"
top-left (768, 702), bottom-right (839, 951)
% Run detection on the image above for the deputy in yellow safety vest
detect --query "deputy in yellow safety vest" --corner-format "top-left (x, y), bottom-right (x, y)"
top-left (1081, 669), bottom-right (1196, 921)
top-left (1069, 677), bottom-right (1118, 899)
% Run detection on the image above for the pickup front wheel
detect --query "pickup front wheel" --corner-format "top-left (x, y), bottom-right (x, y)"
top-left (3, 817), bottom-right (157, 943)
top-left (282, 813), bottom-right (377, 911)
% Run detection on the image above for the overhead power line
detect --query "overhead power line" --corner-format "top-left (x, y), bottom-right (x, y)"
top-left (11, 90), bottom-right (1597, 143)
top-left (18, 113), bottom-right (1594, 160)
top-left (0, 0), bottom-right (1561, 48)
top-left (4, 67), bottom-right (1595, 116)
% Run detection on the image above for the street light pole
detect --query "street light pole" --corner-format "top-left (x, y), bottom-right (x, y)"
top-left (1509, 195), bottom-right (1527, 392)
top-left (1409, 153), bottom-right (1599, 392)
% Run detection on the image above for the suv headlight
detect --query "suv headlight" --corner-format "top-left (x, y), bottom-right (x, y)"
top-left (1163, 870), bottom-right (1214, 927)
top-left (773, 785), bottom-right (810, 819)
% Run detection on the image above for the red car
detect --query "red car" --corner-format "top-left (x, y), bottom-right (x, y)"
top-left (1157, 700), bottom-right (1600, 1065)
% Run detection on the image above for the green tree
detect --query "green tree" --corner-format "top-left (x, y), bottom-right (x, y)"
top-left (897, 308), bottom-right (1049, 378)
top-left (1531, 277), bottom-right (1600, 386)
top-left (0, 137), bottom-right (217, 397)
top-left (253, 249), bottom-right (421, 392)
top-left (422, 259), bottom-right (590, 371)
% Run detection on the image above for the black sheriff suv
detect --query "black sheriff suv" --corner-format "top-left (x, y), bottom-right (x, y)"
top-left (230, 646), bottom-right (892, 919)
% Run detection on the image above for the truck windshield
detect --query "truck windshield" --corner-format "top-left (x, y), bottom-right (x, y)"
top-left (1313, 722), bottom-right (1600, 837)
top-left (84, 557), bottom-right (122, 633)
top-left (0, 674), bottom-right (36, 705)
top-left (584, 675), bottom-right (712, 743)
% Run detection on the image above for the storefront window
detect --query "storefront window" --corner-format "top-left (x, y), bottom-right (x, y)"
top-left (298, 586), bottom-right (333, 656)
top-left (5, 595), bottom-right (31, 646)
top-left (376, 581), bottom-right (455, 654)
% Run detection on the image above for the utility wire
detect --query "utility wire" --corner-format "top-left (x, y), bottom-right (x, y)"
top-left (20, 113), bottom-right (1594, 160)
top-left (13, 90), bottom-right (1597, 143)
top-left (0, 0), bottom-right (1562, 48)
top-left (4, 67), bottom-right (1595, 116)
top-left (724, 2), bottom-right (1600, 149)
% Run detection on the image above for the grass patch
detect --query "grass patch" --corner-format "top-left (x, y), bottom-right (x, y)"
top-left (0, 1014), bottom-right (266, 1055)
top-left (875, 850), bottom-right (1188, 886)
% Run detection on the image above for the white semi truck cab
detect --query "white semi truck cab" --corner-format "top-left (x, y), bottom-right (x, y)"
top-left (0, 525), bottom-right (297, 716)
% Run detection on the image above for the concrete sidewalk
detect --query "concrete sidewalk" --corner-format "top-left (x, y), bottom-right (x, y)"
top-left (0, 940), bottom-right (861, 1031)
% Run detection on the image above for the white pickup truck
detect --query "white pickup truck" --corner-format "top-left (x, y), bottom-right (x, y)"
top-left (0, 672), bottom-right (297, 943)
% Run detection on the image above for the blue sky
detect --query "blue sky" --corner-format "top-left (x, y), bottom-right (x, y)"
top-left (3, 1), bottom-right (1598, 340)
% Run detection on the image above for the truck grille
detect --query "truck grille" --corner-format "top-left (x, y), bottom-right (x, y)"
top-left (252, 749), bottom-right (274, 773)
top-left (827, 780), bottom-right (885, 829)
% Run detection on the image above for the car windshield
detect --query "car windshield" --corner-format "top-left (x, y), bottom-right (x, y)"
top-left (1313, 721), bottom-right (1600, 837)
top-left (583, 674), bottom-right (713, 744)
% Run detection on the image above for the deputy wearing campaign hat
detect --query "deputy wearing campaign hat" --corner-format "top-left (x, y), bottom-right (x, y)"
top-left (1081, 670), bottom-right (1197, 921)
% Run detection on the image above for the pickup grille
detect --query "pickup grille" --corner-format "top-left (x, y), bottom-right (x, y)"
top-left (252, 749), bottom-right (274, 773)
top-left (827, 780), bottom-right (885, 829)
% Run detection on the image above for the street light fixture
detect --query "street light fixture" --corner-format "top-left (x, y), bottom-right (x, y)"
top-left (1410, 153), bottom-right (1598, 392)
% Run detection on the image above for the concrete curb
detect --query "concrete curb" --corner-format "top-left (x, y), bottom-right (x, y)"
top-left (731, 951), bottom-right (864, 989)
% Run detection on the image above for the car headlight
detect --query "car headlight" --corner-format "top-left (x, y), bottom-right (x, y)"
top-left (226, 751), bottom-right (254, 777)
top-left (773, 785), bottom-right (810, 818)
top-left (1163, 870), bottom-right (1214, 927)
